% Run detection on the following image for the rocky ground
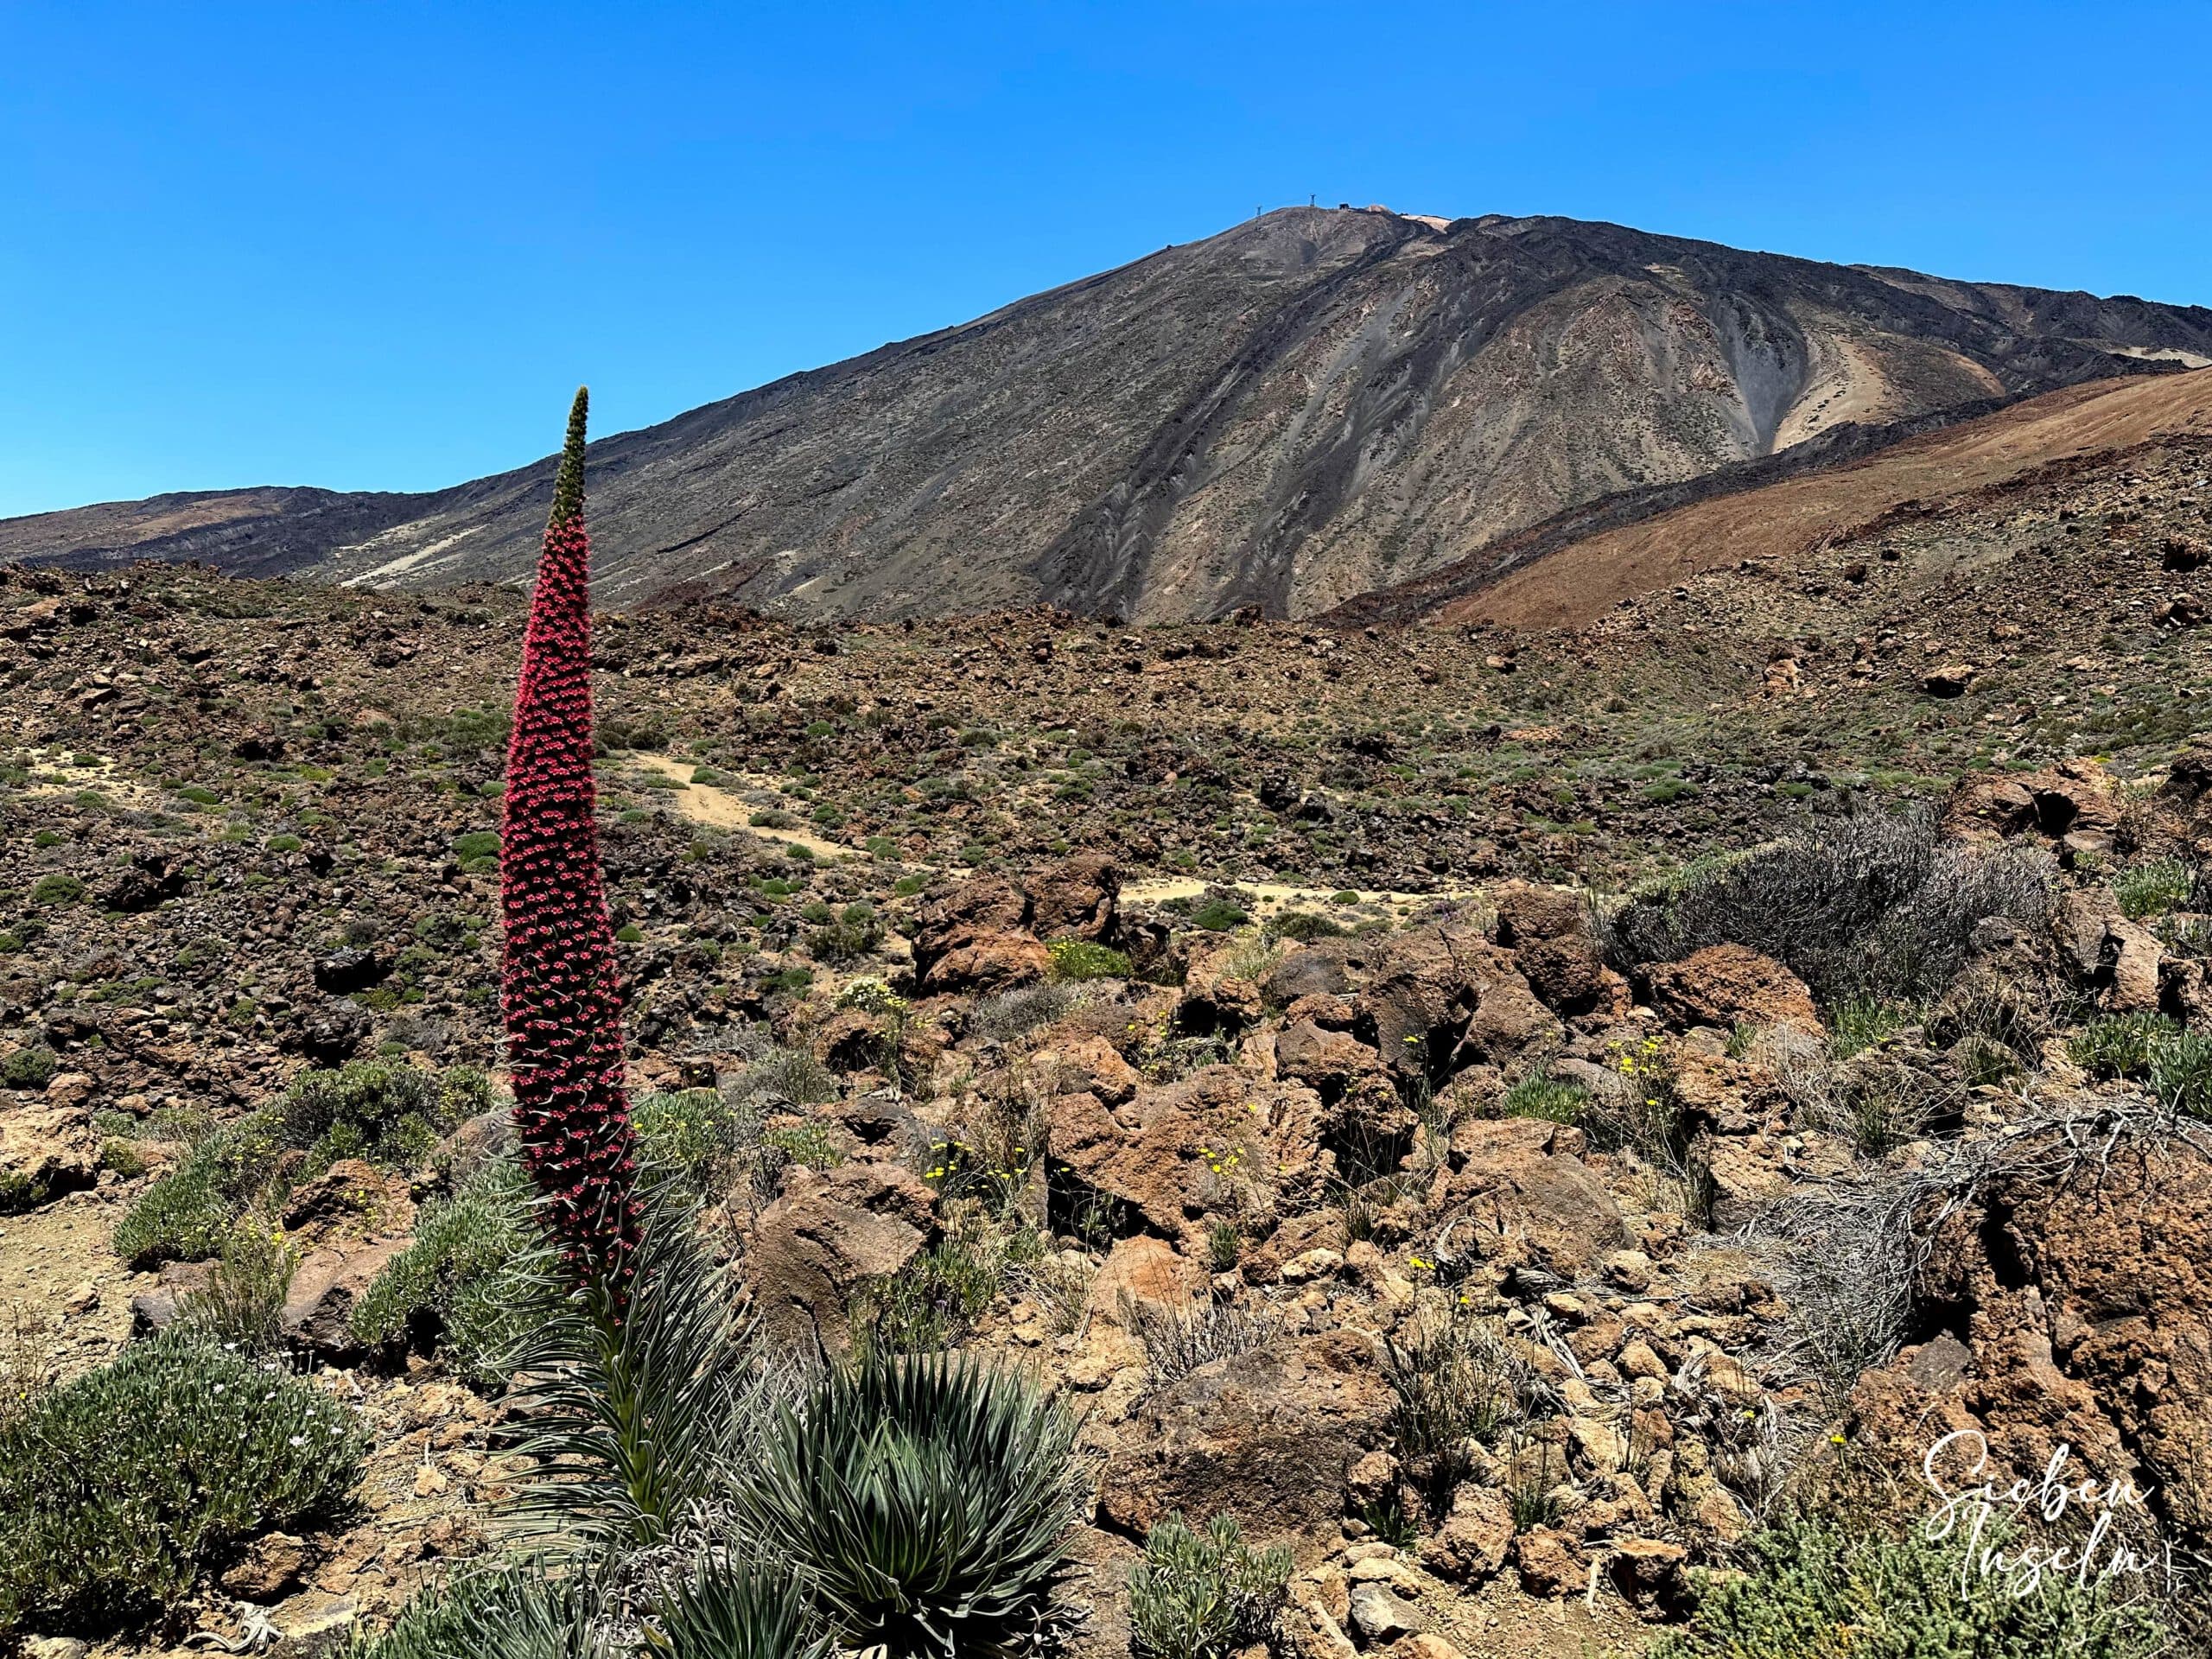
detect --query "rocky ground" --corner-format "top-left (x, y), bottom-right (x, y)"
top-left (3, 427), bottom-right (2210, 1656)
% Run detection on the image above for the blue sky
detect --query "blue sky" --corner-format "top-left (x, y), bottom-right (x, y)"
top-left (3, 0), bottom-right (2207, 518)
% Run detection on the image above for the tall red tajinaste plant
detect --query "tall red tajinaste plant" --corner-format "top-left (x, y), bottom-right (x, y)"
top-left (500, 387), bottom-right (642, 1289)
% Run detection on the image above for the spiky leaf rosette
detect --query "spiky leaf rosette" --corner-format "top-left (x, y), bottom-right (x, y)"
top-left (500, 387), bottom-right (642, 1287)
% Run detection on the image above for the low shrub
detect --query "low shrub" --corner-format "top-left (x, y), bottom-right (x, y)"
top-left (852, 1221), bottom-right (1007, 1357)
top-left (1829, 996), bottom-right (1916, 1059)
top-left (1605, 810), bottom-right (2052, 1005)
top-left (0, 1332), bottom-right (365, 1632)
top-left (115, 1063), bottom-right (488, 1266)
top-left (113, 1128), bottom-right (265, 1265)
top-left (806, 899), bottom-right (882, 963)
top-left (2113, 858), bottom-right (2191, 921)
top-left (0, 1043), bottom-right (57, 1090)
top-left (734, 1353), bottom-right (1084, 1656)
top-left (1381, 1304), bottom-right (1548, 1511)
top-left (30, 873), bottom-right (86, 906)
top-left (1127, 1512), bottom-right (1293, 1658)
top-left (1123, 1294), bottom-right (1279, 1392)
top-left (632, 1088), bottom-right (760, 1198)
top-left (351, 1160), bottom-right (539, 1386)
top-left (1499, 1075), bottom-right (1587, 1124)
top-left (1270, 909), bottom-right (1346, 942)
top-left (1046, 937), bottom-right (1131, 980)
top-left (279, 1060), bottom-right (489, 1171)
top-left (176, 1217), bottom-right (297, 1352)
top-left (2069, 1012), bottom-right (2178, 1080)
top-left (968, 982), bottom-right (1076, 1045)
top-left (1651, 1511), bottom-right (2169, 1659)
top-left (2152, 1027), bottom-right (2212, 1119)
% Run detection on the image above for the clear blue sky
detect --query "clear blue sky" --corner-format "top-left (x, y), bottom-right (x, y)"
top-left (4, 0), bottom-right (2207, 519)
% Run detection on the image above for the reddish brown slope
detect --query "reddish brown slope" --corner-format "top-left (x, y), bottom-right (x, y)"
top-left (1432, 369), bottom-right (2212, 629)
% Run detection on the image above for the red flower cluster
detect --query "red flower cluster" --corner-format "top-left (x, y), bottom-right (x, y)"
top-left (499, 388), bottom-right (642, 1287)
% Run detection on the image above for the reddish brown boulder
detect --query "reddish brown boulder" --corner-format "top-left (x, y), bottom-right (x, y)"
top-left (1098, 1329), bottom-right (1395, 1556)
top-left (1027, 852), bottom-right (1120, 943)
top-left (1429, 1116), bottom-right (1626, 1274)
top-left (1947, 758), bottom-right (2120, 858)
top-left (912, 874), bottom-right (1052, 994)
top-left (1428, 1483), bottom-right (1515, 1583)
top-left (1048, 1067), bottom-right (1328, 1247)
top-left (1492, 880), bottom-right (1586, 945)
top-left (1645, 944), bottom-right (1819, 1033)
top-left (282, 1238), bottom-right (407, 1359)
top-left (744, 1159), bottom-right (938, 1355)
top-left (0, 1101), bottom-right (99, 1208)
top-left (1840, 1134), bottom-right (2212, 1553)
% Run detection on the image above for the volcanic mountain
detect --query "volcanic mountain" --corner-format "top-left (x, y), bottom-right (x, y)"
top-left (9, 207), bottom-right (2211, 622)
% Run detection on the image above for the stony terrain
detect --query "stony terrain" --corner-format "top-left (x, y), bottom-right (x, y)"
top-left (6, 210), bottom-right (2211, 625)
top-left (3, 414), bottom-right (2211, 1657)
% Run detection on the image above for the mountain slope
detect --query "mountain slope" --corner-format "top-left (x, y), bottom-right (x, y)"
top-left (9, 207), bottom-right (2211, 621)
top-left (1334, 365), bottom-right (2212, 629)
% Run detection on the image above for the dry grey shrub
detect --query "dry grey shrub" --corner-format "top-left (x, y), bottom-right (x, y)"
top-left (968, 982), bottom-right (1077, 1046)
top-left (1014, 1251), bottom-right (1096, 1336)
top-left (1121, 1293), bottom-right (1281, 1392)
top-left (1668, 1351), bottom-right (1791, 1516)
top-left (1744, 1097), bottom-right (2212, 1414)
top-left (1382, 1302), bottom-right (1557, 1511)
top-left (1605, 809), bottom-right (2055, 1005)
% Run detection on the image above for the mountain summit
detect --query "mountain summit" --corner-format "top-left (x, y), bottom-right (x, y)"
top-left (9, 207), bottom-right (2210, 620)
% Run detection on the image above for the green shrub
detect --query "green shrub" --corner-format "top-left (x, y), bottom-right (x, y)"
top-left (1500, 1076), bottom-right (1587, 1124)
top-left (505, 1208), bottom-right (763, 1553)
top-left (2069, 1012), bottom-right (2177, 1080)
top-left (176, 1217), bottom-right (297, 1352)
top-left (30, 873), bottom-right (85, 906)
top-left (279, 1060), bottom-right (487, 1173)
top-left (2151, 1027), bottom-right (2212, 1119)
top-left (1380, 1304), bottom-right (1542, 1511)
top-left (761, 1121), bottom-right (843, 1171)
top-left (1270, 909), bottom-right (1346, 942)
top-left (1188, 899), bottom-right (1249, 932)
top-left (451, 830), bottom-right (501, 866)
top-left (1650, 1511), bottom-right (2168, 1659)
top-left (734, 1353), bottom-right (1084, 1655)
top-left (0, 1333), bottom-right (365, 1632)
top-left (0, 1043), bottom-right (58, 1090)
top-left (116, 1065), bottom-right (486, 1265)
top-left (351, 1161), bottom-right (539, 1386)
top-left (656, 1559), bottom-right (837, 1659)
top-left (2113, 858), bottom-right (2191, 921)
top-left (1127, 1512), bottom-right (1292, 1659)
top-left (266, 833), bottom-right (304, 854)
top-left (342, 1560), bottom-right (605, 1659)
top-left (1047, 937), bottom-right (1131, 980)
top-left (805, 900), bottom-right (881, 963)
top-left (632, 1089), bottom-right (759, 1198)
top-left (849, 1231), bottom-right (1004, 1357)
top-left (113, 1128), bottom-right (264, 1264)
top-left (1830, 996), bottom-right (1916, 1059)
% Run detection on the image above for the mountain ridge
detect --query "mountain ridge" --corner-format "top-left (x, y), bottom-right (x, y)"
top-left (8, 207), bottom-right (2211, 621)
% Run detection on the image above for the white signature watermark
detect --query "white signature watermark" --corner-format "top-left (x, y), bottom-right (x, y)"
top-left (1917, 1429), bottom-right (2177, 1599)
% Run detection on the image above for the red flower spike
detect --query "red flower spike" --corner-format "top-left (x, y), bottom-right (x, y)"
top-left (499, 387), bottom-right (642, 1295)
